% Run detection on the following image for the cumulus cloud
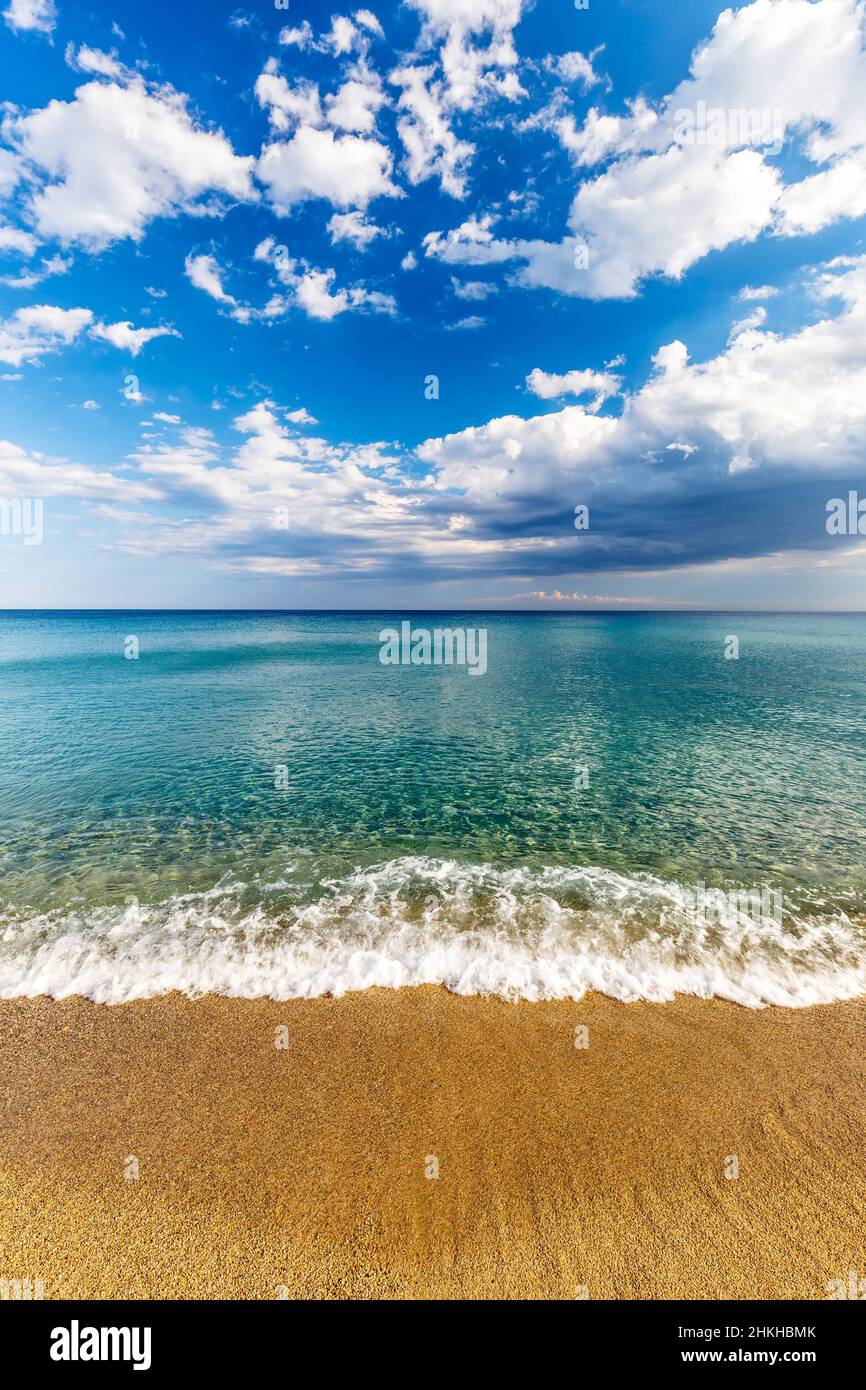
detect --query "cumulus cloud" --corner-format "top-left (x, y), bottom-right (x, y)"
top-left (451, 275), bottom-right (496, 299)
top-left (214, 242), bottom-right (397, 323)
top-left (279, 22), bottom-right (314, 50)
top-left (324, 15), bottom-right (361, 56)
top-left (65, 43), bottom-right (131, 80)
top-left (737, 284), bottom-right (779, 302)
top-left (327, 209), bottom-right (386, 248)
top-left (291, 265), bottom-right (396, 321)
top-left (90, 320), bottom-right (180, 355)
top-left (3, 0), bottom-right (55, 34)
top-left (0, 224), bottom-right (38, 256)
top-left (0, 149), bottom-right (21, 197)
top-left (326, 69), bottom-right (388, 133)
top-left (406, 0), bottom-right (525, 109)
top-left (386, 0), bottom-right (527, 197)
top-left (184, 251), bottom-right (260, 323)
top-left (517, 0), bottom-right (866, 300)
top-left (5, 77), bottom-right (256, 250)
top-left (257, 124), bottom-right (398, 212)
top-left (0, 301), bottom-right (182, 366)
top-left (419, 257), bottom-right (866, 523)
top-left (15, 256), bottom-right (866, 584)
top-left (389, 64), bottom-right (475, 198)
top-left (525, 366), bottom-right (622, 411)
top-left (0, 304), bottom-right (93, 366)
top-left (114, 398), bottom-right (409, 567)
top-left (0, 252), bottom-right (72, 290)
top-left (255, 65), bottom-right (325, 134)
top-left (544, 48), bottom-right (606, 91)
top-left (355, 10), bottom-right (385, 41)
top-left (0, 438), bottom-right (158, 502)
top-left (185, 252), bottom-right (238, 306)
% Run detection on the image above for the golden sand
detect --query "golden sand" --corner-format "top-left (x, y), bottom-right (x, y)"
top-left (0, 987), bottom-right (863, 1300)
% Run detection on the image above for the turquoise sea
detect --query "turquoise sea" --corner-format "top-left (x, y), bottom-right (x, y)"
top-left (1, 611), bottom-right (865, 1006)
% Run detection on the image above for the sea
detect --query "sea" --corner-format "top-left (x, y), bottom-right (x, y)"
top-left (1, 610), bottom-right (864, 1007)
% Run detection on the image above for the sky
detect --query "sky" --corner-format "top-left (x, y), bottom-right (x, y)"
top-left (1, 0), bottom-right (865, 610)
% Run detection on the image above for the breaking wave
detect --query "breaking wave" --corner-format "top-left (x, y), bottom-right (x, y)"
top-left (1, 857), bottom-right (865, 1009)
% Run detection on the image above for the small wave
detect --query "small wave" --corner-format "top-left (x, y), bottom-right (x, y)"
top-left (1, 857), bottom-right (864, 1008)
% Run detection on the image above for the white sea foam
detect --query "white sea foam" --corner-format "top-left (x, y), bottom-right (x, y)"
top-left (1, 857), bottom-right (864, 1008)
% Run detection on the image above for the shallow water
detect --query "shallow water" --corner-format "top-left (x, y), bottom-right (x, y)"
top-left (1, 611), bottom-right (864, 1005)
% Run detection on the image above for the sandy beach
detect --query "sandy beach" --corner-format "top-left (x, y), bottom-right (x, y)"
top-left (0, 986), bottom-right (863, 1300)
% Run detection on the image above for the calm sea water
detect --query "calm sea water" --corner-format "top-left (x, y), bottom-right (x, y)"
top-left (1, 611), bottom-right (865, 1005)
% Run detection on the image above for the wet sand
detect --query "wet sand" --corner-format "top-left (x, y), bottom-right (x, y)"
top-left (0, 987), bottom-right (863, 1299)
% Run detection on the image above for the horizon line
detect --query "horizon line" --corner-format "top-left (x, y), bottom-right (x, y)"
top-left (1, 608), bottom-right (866, 617)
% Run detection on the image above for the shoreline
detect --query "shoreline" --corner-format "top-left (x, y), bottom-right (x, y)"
top-left (1, 986), bottom-right (864, 1300)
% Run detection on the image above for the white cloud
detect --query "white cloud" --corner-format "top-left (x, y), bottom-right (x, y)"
top-left (525, 365), bottom-right (621, 411)
top-left (0, 150), bottom-right (22, 198)
top-left (257, 124), bottom-right (398, 212)
top-left (23, 256), bottom-right (866, 581)
top-left (446, 314), bottom-right (485, 330)
top-left (486, 590), bottom-right (656, 606)
top-left (419, 256), bottom-right (866, 505)
top-left (423, 145), bottom-right (777, 300)
top-left (544, 48), bottom-right (605, 90)
top-left (255, 64), bottom-right (325, 133)
top-left (0, 225), bottom-right (38, 256)
top-left (116, 398), bottom-right (407, 566)
top-left (406, 0), bottom-right (525, 109)
top-left (7, 78), bottom-right (256, 250)
top-left (0, 304), bottom-right (93, 367)
top-left (291, 265), bottom-right (396, 321)
top-left (256, 57), bottom-right (386, 138)
top-left (184, 252), bottom-right (250, 321)
top-left (324, 16), bottom-right (360, 56)
top-left (3, 0), bottom-right (55, 34)
top-left (65, 44), bottom-right (130, 80)
top-left (279, 22), bottom-right (314, 49)
top-left (91, 320), bottom-right (180, 355)
top-left (401, 250), bottom-right (417, 270)
top-left (184, 252), bottom-right (235, 302)
top-left (527, 0), bottom-right (866, 299)
top-left (451, 276), bottom-right (497, 299)
top-left (82, 399), bottom-right (100, 409)
top-left (326, 71), bottom-right (388, 134)
top-left (737, 284), bottom-right (779, 302)
top-left (0, 252), bottom-right (72, 290)
top-left (569, 143), bottom-right (780, 299)
top-left (294, 267), bottom-right (349, 321)
top-left (387, 1), bottom-right (526, 197)
top-left (728, 305), bottom-right (767, 342)
top-left (422, 212), bottom-right (514, 265)
top-left (355, 9), bottom-right (385, 40)
top-left (389, 64), bottom-right (475, 197)
top-left (328, 209), bottom-right (385, 249)
top-left (0, 438), bottom-right (159, 503)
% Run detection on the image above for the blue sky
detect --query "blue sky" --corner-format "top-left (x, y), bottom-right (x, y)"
top-left (1, 0), bottom-right (865, 608)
